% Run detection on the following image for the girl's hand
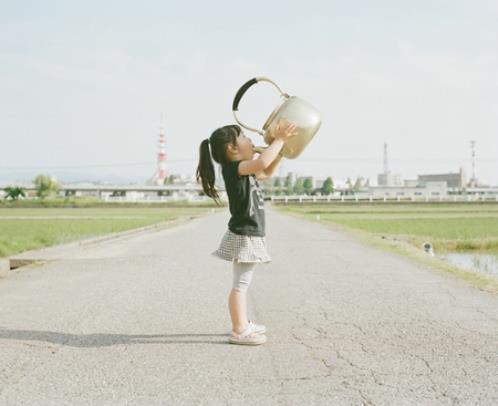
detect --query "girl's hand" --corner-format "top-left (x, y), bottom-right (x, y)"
top-left (273, 119), bottom-right (298, 142)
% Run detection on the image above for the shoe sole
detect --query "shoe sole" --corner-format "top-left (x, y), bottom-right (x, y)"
top-left (228, 328), bottom-right (266, 335)
top-left (228, 335), bottom-right (267, 345)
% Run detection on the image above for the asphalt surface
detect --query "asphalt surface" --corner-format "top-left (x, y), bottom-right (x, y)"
top-left (1, 205), bottom-right (497, 405)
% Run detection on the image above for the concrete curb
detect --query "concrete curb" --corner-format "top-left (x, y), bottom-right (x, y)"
top-left (0, 259), bottom-right (9, 278)
top-left (5, 213), bottom-right (209, 274)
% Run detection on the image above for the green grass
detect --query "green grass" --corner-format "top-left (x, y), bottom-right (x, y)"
top-left (0, 206), bottom-right (219, 258)
top-left (274, 203), bottom-right (498, 252)
top-left (0, 196), bottom-right (224, 209)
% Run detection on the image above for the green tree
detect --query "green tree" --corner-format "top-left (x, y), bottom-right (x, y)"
top-left (284, 174), bottom-right (293, 195)
top-left (346, 177), bottom-right (353, 190)
top-left (4, 186), bottom-right (26, 200)
top-left (273, 177), bottom-right (282, 196)
top-left (293, 178), bottom-right (304, 195)
top-left (321, 177), bottom-right (334, 195)
top-left (33, 174), bottom-right (60, 199)
top-left (353, 177), bottom-right (364, 192)
top-left (303, 178), bottom-right (313, 195)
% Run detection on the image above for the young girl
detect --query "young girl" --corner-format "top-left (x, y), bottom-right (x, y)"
top-left (196, 121), bottom-right (297, 345)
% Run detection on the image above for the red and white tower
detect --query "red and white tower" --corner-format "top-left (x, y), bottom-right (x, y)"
top-left (157, 115), bottom-right (167, 184)
top-left (149, 114), bottom-right (168, 185)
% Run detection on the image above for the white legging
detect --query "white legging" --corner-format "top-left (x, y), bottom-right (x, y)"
top-left (232, 261), bottom-right (257, 292)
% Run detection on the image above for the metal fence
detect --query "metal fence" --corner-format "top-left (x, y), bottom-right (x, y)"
top-left (270, 194), bottom-right (498, 204)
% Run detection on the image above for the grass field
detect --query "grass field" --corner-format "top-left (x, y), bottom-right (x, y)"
top-left (0, 205), bottom-right (219, 258)
top-left (273, 203), bottom-right (498, 253)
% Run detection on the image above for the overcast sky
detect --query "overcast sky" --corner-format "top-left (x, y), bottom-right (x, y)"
top-left (1, 0), bottom-right (497, 185)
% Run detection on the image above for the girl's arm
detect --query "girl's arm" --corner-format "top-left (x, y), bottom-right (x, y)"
top-left (263, 154), bottom-right (283, 177)
top-left (239, 121), bottom-right (296, 177)
top-left (256, 154), bottom-right (283, 180)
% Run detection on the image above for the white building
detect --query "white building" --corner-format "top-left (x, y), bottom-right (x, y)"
top-left (363, 181), bottom-right (448, 198)
top-left (377, 171), bottom-right (403, 187)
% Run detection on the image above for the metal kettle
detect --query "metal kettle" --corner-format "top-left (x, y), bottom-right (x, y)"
top-left (232, 77), bottom-right (321, 159)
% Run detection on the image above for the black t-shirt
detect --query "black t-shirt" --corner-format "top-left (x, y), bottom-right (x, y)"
top-left (221, 160), bottom-right (265, 237)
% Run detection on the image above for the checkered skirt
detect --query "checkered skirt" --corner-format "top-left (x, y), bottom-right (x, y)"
top-left (211, 229), bottom-right (272, 264)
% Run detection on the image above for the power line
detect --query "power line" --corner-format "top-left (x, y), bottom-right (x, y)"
top-left (0, 157), bottom-right (496, 170)
top-left (0, 159), bottom-right (194, 170)
top-left (294, 157), bottom-right (498, 164)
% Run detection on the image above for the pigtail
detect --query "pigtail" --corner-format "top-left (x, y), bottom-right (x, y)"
top-left (196, 138), bottom-right (222, 206)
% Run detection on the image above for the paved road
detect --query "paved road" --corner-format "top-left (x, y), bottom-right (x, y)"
top-left (1, 206), bottom-right (497, 405)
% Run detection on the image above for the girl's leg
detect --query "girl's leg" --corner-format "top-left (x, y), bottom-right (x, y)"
top-left (228, 261), bottom-right (257, 333)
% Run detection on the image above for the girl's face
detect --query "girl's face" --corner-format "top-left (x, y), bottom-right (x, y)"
top-left (228, 131), bottom-right (255, 161)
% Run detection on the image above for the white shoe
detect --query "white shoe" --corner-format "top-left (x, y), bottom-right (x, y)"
top-left (228, 320), bottom-right (266, 335)
top-left (228, 325), bottom-right (266, 345)
top-left (248, 319), bottom-right (266, 334)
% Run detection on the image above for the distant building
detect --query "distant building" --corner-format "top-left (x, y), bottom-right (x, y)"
top-left (297, 175), bottom-right (315, 188)
top-left (364, 181), bottom-right (448, 198)
top-left (377, 142), bottom-right (402, 186)
top-left (377, 172), bottom-right (403, 187)
top-left (418, 167), bottom-right (466, 188)
top-left (403, 179), bottom-right (419, 187)
top-left (286, 171), bottom-right (297, 184)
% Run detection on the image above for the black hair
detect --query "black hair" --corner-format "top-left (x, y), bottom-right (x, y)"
top-left (195, 124), bottom-right (241, 206)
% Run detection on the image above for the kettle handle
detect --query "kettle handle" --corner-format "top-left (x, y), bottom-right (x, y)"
top-left (232, 77), bottom-right (290, 136)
